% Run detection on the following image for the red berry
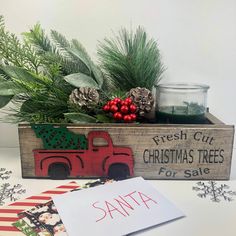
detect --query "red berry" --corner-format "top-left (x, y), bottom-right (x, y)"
top-left (121, 100), bottom-right (129, 106)
top-left (120, 105), bottom-right (129, 114)
top-left (125, 97), bottom-right (132, 105)
top-left (109, 100), bottom-right (117, 106)
top-left (103, 105), bottom-right (110, 112)
top-left (113, 112), bottom-right (123, 120)
top-left (123, 115), bottom-right (132, 123)
top-left (113, 97), bottom-right (122, 104)
top-left (130, 113), bottom-right (137, 121)
top-left (110, 105), bottom-right (118, 113)
top-left (129, 104), bottom-right (137, 113)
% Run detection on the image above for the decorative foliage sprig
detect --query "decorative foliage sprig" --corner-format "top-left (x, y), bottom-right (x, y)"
top-left (98, 26), bottom-right (164, 91)
top-left (0, 16), bottom-right (163, 124)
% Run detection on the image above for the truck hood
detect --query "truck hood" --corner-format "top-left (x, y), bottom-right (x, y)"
top-left (113, 147), bottom-right (132, 156)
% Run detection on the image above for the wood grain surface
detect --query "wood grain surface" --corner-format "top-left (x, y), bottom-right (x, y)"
top-left (18, 113), bottom-right (234, 180)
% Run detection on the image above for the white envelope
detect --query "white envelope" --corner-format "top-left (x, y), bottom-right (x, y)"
top-left (53, 177), bottom-right (184, 236)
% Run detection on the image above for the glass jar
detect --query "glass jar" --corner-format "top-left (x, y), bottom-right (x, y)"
top-left (154, 83), bottom-right (210, 124)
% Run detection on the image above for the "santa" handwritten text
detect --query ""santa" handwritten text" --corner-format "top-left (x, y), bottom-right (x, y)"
top-left (92, 190), bottom-right (158, 222)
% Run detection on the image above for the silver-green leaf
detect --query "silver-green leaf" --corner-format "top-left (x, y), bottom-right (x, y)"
top-left (90, 63), bottom-right (104, 87)
top-left (68, 40), bottom-right (104, 87)
top-left (64, 73), bottom-right (99, 89)
top-left (64, 112), bottom-right (97, 123)
top-left (0, 95), bottom-right (13, 108)
top-left (67, 46), bottom-right (92, 73)
top-left (1, 66), bottom-right (48, 85)
top-left (0, 81), bottom-right (22, 96)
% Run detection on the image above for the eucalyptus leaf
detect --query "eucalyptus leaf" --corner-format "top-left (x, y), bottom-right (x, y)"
top-left (67, 47), bottom-right (92, 73)
top-left (64, 73), bottom-right (99, 89)
top-left (0, 81), bottom-right (23, 95)
top-left (64, 112), bottom-right (97, 123)
top-left (1, 66), bottom-right (47, 85)
top-left (68, 41), bottom-right (104, 87)
top-left (0, 75), bottom-right (7, 83)
top-left (90, 63), bottom-right (104, 87)
top-left (0, 95), bottom-right (13, 108)
top-left (95, 114), bottom-right (112, 123)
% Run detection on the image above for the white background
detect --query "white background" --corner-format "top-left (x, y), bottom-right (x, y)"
top-left (0, 0), bottom-right (236, 147)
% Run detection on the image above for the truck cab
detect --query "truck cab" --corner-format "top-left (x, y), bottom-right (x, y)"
top-left (34, 131), bottom-right (134, 180)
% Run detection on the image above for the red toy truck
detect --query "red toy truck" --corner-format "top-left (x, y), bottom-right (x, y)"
top-left (34, 131), bottom-right (134, 179)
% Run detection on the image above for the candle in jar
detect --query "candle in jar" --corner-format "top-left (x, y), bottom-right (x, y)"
top-left (154, 83), bottom-right (210, 124)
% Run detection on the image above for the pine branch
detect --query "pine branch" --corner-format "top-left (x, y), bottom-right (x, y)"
top-left (0, 64), bottom-right (71, 123)
top-left (23, 25), bottom-right (90, 76)
top-left (7, 88), bottom-right (70, 123)
top-left (98, 26), bottom-right (165, 91)
top-left (23, 24), bottom-right (73, 76)
top-left (0, 16), bottom-right (4, 28)
top-left (22, 23), bottom-right (67, 77)
top-left (50, 30), bottom-right (71, 57)
top-left (0, 16), bottom-right (102, 123)
top-left (22, 23), bottom-right (105, 90)
top-left (50, 30), bottom-right (83, 74)
top-left (23, 23), bottom-right (54, 53)
top-left (0, 17), bottom-right (42, 73)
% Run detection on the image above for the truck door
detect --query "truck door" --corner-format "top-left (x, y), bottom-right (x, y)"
top-left (90, 136), bottom-right (112, 176)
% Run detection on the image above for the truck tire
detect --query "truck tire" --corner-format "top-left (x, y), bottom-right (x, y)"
top-left (48, 163), bottom-right (69, 180)
top-left (108, 164), bottom-right (130, 180)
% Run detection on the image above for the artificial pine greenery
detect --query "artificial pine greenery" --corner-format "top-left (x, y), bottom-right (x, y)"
top-left (0, 18), bottom-right (42, 74)
top-left (0, 16), bottom-right (106, 123)
top-left (98, 26), bottom-right (164, 91)
top-left (0, 16), bottom-right (164, 124)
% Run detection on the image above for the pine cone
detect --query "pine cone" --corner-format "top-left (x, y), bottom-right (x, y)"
top-left (127, 87), bottom-right (154, 116)
top-left (69, 87), bottom-right (99, 108)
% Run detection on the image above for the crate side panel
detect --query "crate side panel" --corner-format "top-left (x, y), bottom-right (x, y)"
top-left (19, 127), bottom-right (43, 177)
top-left (19, 124), bottom-right (234, 180)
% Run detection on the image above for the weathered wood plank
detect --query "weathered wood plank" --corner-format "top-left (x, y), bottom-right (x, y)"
top-left (205, 112), bottom-right (225, 124)
top-left (18, 113), bottom-right (234, 180)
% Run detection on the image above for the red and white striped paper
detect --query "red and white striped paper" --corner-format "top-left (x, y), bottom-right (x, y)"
top-left (0, 182), bottom-right (80, 236)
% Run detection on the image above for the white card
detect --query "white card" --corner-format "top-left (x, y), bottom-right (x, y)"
top-left (53, 177), bottom-right (184, 236)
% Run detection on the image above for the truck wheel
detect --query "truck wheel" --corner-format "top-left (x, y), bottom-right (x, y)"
top-left (108, 164), bottom-right (130, 180)
top-left (48, 163), bottom-right (69, 180)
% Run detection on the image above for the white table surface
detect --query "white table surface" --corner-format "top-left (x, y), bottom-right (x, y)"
top-left (0, 147), bottom-right (236, 236)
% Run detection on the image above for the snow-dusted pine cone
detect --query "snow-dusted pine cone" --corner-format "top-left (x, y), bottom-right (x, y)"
top-left (69, 87), bottom-right (99, 108)
top-left (127, 87), bottom-right (154, 116)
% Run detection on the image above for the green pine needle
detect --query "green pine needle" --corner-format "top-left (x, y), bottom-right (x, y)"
top-left (0, 21), bottom-right (42, 73)
top-left (98, 26), bottom-right (165, 91)
top-left (0, 18), bottom-right (164, 124)
top-left (23, 23), bottom-right (53, 53)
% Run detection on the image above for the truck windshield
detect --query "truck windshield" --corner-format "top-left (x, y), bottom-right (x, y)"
top-left (92, 137), bottom-right (109, 147)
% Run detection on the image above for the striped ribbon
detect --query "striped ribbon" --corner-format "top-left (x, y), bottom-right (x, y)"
top-left (0, 182), bottom-right (80, 236)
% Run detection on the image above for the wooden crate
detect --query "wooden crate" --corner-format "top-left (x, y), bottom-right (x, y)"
top-left (18, 113), bottom-right (234, 180)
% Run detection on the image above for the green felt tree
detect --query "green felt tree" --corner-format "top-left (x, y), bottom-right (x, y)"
top-left (31, 124), bottom-right (87, 150)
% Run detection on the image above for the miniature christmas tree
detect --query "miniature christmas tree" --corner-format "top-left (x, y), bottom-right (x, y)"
top-left (31, 124), bottom-right (87, 150)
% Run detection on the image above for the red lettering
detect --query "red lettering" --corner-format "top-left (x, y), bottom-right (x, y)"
top-left (138, 192), bottom-right (157, 209)
top-left (105, 201), bottom-right (127, 219)
top-left (114, 195), bottom-right (134, 216)
top-left (124, 191), bottom-right (140, 206)
top-left (93, 190), bottom-right (158, 222)
top-left (92, 201), bottom-right (107, 222)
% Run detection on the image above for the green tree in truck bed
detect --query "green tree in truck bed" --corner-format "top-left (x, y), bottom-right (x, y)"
top-left (31, 124), bottom-right (87, 150)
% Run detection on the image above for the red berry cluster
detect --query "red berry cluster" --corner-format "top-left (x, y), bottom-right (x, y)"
top-left (102, 97), bottom-right (137, 123)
